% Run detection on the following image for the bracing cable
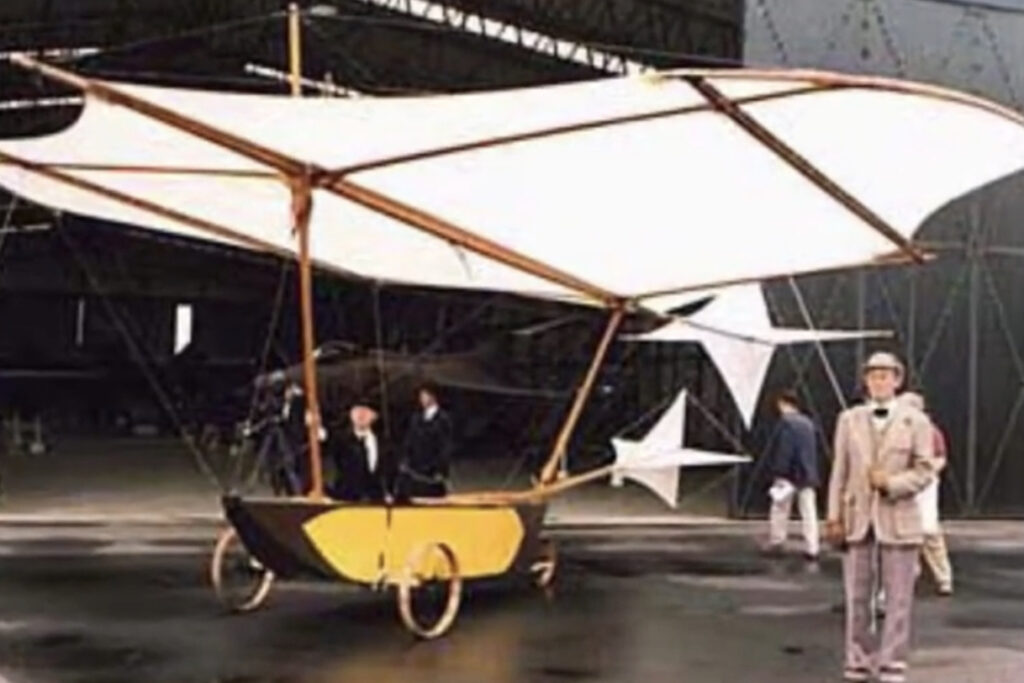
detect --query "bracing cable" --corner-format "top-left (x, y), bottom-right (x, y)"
top-left (57, 217), bottom-right (225, 491)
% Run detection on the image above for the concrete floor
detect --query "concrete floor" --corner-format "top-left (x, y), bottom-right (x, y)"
top-left (0, 520), bottom-right (1021, 683)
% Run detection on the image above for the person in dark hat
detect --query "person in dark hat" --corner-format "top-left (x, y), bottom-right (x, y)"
top-left (249, 379), bottom-right (308, 496)
top-left (396, 382), bottom-right (454, 499)
top-left (326, 401), bottom-right (393, 503)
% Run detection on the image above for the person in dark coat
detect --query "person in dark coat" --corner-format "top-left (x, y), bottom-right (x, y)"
top-left (765, 388), bottom-right (821, 560)
top-left (252, 380), bottom-right (308, 496)
top-left (396, 383), bottom-right (454, 499)
top-left (326, 403), bottom-right (393, 503)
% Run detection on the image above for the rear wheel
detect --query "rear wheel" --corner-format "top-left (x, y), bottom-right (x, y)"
top-left (396, 542), bottom-right (462, 639)
top-left (531, 539), bottom-right (557, 588)
top-left (210, 527), bottom-right (275, 613)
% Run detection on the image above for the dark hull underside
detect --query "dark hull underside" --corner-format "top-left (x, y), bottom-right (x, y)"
top-left (223, 495), bottom-right (547, 583)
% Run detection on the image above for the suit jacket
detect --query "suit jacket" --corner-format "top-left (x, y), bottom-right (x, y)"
top-left (772, 413), bottom-right (820, 489)
top-left (827, 401), bottom-right (937, 546)
top-left (327, 428), bottom-right (394, 502)
top-left (401, 409), bottom-right (454, 481)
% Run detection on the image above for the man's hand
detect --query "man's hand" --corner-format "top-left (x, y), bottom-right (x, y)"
top-left (823, 520), bottom-right (845, 547)
top-left (869, 466), bottom-right (889, 492)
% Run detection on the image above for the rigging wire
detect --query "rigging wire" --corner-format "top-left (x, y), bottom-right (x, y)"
top-left (497, 448), bottom-right (532, 489)
top-left (369, 294), bottom-right (569, 490)
top-left (366, 292), bottom-right (501, 399)
top-left (229, 258), bottom-right (291, 490)
top-left (738, 424), bottom-right (782, 514)
top-left (56, 216), bottom-right (225, 491)
top-left (76, 11), bottom-right (288, 63)
top-left (686, 391), bottom-right (752, 457)
top-left (677, 465), bottom-right (746, 510)
top-left (371, 281), bottom-right (393, 443)
top-left (0, 196), bottom-right (16, 267)
top-left (302, 18), bottom-right (384, 92)
top-left (787, 276), bottom-right (848, 410)
top-left (743, 280), bottom-right (849, 513)
top-left (71, 68), bottom-right (278, 90)
top-left (610, 384), bottom-right (682, 439)
top-left (244, 260), bottom-right (291, 427)
top-left (761, 279), bottom-right (845, 446)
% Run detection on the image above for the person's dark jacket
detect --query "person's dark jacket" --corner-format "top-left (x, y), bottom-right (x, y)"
top-left (326, 427), bottom-right (393, 502)
top-left (400, 408), bottom-right (454, 482)
top-left (772, 412), bottom-right (820, 489)
top-left (281, 389), bottom-right (308, 443)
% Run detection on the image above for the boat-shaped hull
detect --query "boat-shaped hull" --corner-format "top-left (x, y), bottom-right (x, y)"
top-left (223, 495), bottom-right (547, 584)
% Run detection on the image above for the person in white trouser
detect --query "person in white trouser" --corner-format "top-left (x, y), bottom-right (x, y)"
top-left (900, 391), bottom-right (954, 595)
top-left (766, 389), bottom-right (821, 560)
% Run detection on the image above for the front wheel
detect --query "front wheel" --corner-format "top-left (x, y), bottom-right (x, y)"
top-left (396, 542), bottom-right (462, 639)
top-left (210, 527), bottom-right (275, 613)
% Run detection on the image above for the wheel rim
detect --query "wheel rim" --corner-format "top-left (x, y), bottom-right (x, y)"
top-left (531, 539), bottom-right (557, 588)
top-left (397, 542), bottom-right (462, 639)
top-left (210, 527), bottom-right (275, 613)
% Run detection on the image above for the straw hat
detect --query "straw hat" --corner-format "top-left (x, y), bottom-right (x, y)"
top-left (862, 351), bottom-right (905, 377)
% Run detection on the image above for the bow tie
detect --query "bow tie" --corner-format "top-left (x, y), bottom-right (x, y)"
top-left (873, 408), bottom-right (889, 419)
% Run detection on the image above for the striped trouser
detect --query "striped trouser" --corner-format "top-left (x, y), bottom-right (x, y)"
top-left (843, 537), bottom-right (919, 681)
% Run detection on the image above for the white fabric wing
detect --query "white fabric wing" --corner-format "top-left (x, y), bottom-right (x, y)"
top-left (611, 439), bottom-right (683, 509)
top-left (2, 70), bottom-right (1024, 302)
top-left (612, 441), bottom-right (751, 509)
top-left (702, 334), bottom-right (776, 429)
top-left (611, 388), bottom-right (751, 508)
top-left (624, 284), bottom-right (889, 426)
top-left (642, 388), bottom-right (688, 449)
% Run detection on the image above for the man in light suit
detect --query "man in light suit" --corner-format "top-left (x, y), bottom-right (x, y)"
top-left (825, 352), bottom-right (937, 683)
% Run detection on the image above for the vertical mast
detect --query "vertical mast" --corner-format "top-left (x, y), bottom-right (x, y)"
top-left (288, 3), bottom-right (303, 97)
top-left (288, 2), bottom-right (326, 499)
top-left (538, 308), bottom-right (624, 486)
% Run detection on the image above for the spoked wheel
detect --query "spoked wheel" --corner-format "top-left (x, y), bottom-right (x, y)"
top-left (210, 527), bottom-right (275, 613)
top-left (396, 542), bottom-right (462, 639)
top-left (531, 539), bottom-right (558, 589)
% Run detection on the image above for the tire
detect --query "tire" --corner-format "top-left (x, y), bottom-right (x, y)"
top-left (396, 542), bottom-right (462, 639)
top-left (531, 539), bottom-right (557, 589)
top-left (210, 527), bottom-right (275, 613)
